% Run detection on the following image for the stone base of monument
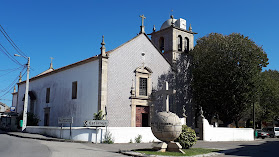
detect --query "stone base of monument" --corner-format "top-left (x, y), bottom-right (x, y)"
top-left (167, 141), bottom-right (185, 154)
top-left (152, 142), bottom-right (185, 154)
top-left (152, 142), bottom-right (167, 152)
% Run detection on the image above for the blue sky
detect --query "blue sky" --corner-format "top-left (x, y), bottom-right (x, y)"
top-left (1, 0), bottom-right (279, 107)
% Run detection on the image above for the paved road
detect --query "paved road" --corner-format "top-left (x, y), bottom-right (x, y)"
top-left (39, 140), bottom-right (126, 157)
top-left (207, 138), bottom-right (279, 157)
top-left (0, 130), bottom-right (125, 157)
top-left (0, 131), bottom-right (50, 157)
top-left (2, 129), bottom-right (279, 157)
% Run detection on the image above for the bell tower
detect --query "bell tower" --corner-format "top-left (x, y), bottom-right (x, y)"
top-left (150, 15), bottom-right (197, 63)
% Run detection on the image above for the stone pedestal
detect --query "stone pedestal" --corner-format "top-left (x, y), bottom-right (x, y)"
top-left (152, 142), bottom-right (168, 152)
top-left (167, 141), bottom-right (185, 154)
top-left (152, 141), bottom-right (185, 154)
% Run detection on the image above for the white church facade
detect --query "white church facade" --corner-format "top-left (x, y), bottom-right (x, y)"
top-left (12, 15), bottom-right (196, 128)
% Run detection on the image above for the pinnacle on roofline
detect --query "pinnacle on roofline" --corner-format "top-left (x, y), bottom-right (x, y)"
top-left (189, 24), bottom-right (192, 32)
top-left (19, 72), bottom-right (22, 83)
top-left (171, 15), bottom-right (174, 27)
top-left (100, 35), bottom-right (106, 56)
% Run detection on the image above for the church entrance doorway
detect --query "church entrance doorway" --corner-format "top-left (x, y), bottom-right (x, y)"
top-left (136, 106), bottom-right (149, 127)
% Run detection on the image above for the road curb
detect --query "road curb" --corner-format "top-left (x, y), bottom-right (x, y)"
top-left (6, 132), bottom-right (88, 143)
top-left (120, 150), bottom-right (226, 157)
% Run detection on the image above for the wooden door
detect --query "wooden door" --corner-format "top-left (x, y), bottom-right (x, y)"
top-left (136, 106), bottom-right (149, 127)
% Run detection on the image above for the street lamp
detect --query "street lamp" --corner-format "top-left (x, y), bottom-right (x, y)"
top-left (14, 54), bottom-right (30, 132)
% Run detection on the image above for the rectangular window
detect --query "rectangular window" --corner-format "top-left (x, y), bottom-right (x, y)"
top-left (46, 88), bottom-right (50, 103)
top-left (139, 78), bottom-right (147, 96)
top-left (72, 81), bottom-right (77, 99)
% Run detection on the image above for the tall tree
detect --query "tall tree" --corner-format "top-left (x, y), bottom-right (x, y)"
top-left (258, 70), bottom-right (279, 123)
top-left (190, 33), bottom-right (268, 127)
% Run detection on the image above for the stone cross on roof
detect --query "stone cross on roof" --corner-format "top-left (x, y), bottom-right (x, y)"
top-left (139, 14), bottom-right (146, 34)
top-left (156, 81), bottom-right (175, 112)
top-left (140, 15), bottom-right (146, 26)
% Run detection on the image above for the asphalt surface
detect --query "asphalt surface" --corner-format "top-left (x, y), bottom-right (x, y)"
top-left (209, 138), bottom-right (279, 157)
top-left (2, 130), bottom-right (279, 157)
top-left (0, 131), bottom-right (50, 157)
top-left (0, 130), bottom-right (126, 157)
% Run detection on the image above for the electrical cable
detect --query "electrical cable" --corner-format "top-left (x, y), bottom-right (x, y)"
top-left (0, 67), bottom-right (26, 99)
top-left (0, 67), bottom-right (22, 72)
top-left (0, 24), bottom-right (27, 57)
top-left (0, 66), bottom-right (26, 93)
top-left (0, 67), bottom-right (22, 77)
top-left (0, 98), bottom-right (12, 101)
top-left (0, 43), bottom-right (23, 66)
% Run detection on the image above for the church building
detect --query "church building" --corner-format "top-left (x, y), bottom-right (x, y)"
top-left (12, 15), bottom-right (196, 128)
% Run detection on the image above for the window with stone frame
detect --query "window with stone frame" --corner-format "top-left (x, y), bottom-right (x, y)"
top-left (72, 81), bottom-right (77, 99)
top-left (139, 77), bottom-right (147, 96)
top-left (134, 66), bottom-right (152, 98)
top-left (46, 88), bottom-right (50, 103)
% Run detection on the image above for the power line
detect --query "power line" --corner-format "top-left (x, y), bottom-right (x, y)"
top-left (0, 24), bottom-right (27, 57)
top-left (0, 43), bottom-right (23, 66)
top-left (0, 67), bottom-right (23, 77)
top-left (0, 78), bottom-right (18, 98)
top-left (0, 66), bottom-right (26, 93)
top-left (0, 68), bottom-right (26, 99)
top-left (0, 67), bottom-right (22, 72)
top-left (0, 98), bottom-right (12, 101)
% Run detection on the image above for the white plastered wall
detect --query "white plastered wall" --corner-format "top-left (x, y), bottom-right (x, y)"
top-left (202, 118), bottom-right (254, 141)
top-left (16, 60), bottom-right (99, 127)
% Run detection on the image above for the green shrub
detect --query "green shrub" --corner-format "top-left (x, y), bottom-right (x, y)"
top-left (16, 112), bottom-right (40, 128)
top-left (102, 131), bottom-right (114, 144)
top-left (135, 134), bottom-right (142, 143)
top-left (93, 110), bottom-right (104, 120)
top-left (175, 125), bottom-right (197, 149)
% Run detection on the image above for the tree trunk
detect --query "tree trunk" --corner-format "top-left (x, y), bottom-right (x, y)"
top-left (235, 119), bottom-right (239, 128)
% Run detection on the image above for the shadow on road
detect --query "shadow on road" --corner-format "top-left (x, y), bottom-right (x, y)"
top-left (224, 140), bottom-right (279, 157)
top-left (0, 129), bottom-right (8, 134)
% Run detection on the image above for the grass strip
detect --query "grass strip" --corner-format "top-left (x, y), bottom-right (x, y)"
top-left (136, 148), bottom-right (219, 156)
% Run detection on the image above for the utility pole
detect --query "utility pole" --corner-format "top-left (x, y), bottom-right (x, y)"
top-left (14, 54), bottom-right (30, 132)
top-left (253, 102), bottom-right (255, 137)
top-left (22, 57), bottom-right (30, 132)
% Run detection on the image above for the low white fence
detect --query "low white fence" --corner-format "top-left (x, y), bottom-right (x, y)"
top-left (26, 126), bottom-right (160, 143)
top-left (202, 118), bottom-right (254, 141)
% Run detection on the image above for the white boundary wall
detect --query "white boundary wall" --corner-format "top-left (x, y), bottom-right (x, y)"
top-left (202, 118), bottom-right (254, 141)
top-left (26, 126), bottom-right (160, 143)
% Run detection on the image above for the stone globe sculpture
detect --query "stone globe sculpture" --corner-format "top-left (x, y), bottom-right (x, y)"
top-left (151, 111), bottom-right (182, 142)
top-left (150, 81), bottom-right (184, 153)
